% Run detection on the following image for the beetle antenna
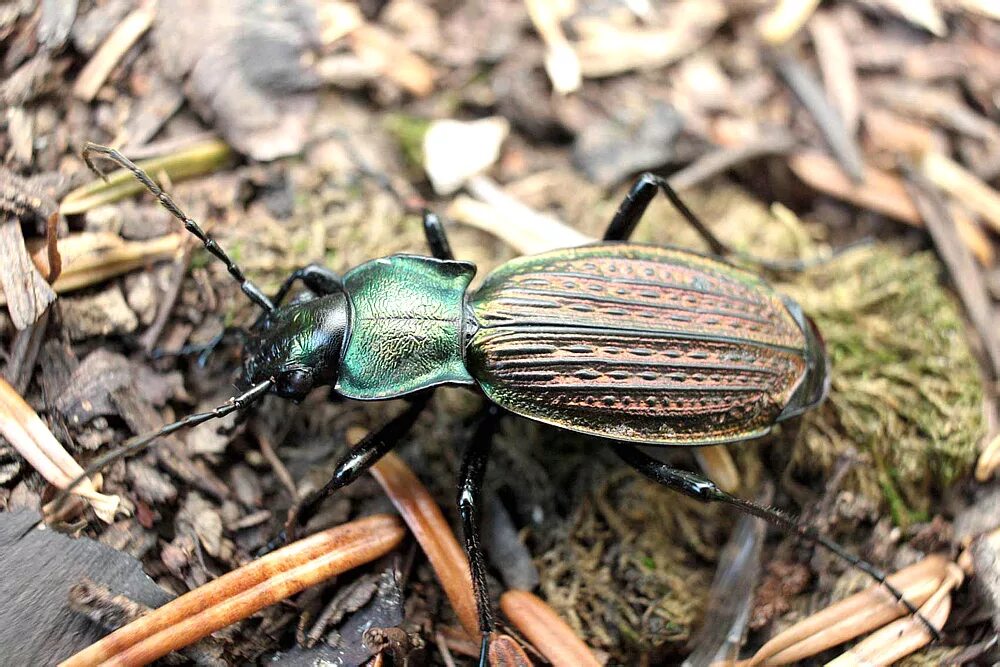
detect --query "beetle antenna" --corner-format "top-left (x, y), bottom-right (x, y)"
top-left (81, 143), bottom-right (276, 312)
top-left (44, 379), bottom-right (273, 523)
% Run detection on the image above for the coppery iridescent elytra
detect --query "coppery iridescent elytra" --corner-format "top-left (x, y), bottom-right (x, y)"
top-left (59, 144), bottom-right (934, 664)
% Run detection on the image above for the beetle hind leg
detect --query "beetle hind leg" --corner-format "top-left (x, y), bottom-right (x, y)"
top-left (614, 443), bottom-right (944, 642)
top-left (457, 405), bottom-right (502, 666)
top-left (604, 173), bottom-right (727, 255)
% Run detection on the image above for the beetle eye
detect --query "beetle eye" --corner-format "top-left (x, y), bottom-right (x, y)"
top-left (277, 369), bottom-right (314, 399)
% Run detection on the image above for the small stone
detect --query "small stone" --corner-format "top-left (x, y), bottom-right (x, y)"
top-left (423, 116), bottom-right (510, 195)
top-left (61, 287), bottom-right (138, 341)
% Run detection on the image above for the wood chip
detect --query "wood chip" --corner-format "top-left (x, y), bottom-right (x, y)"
top-left (573, 0), bottom-right (726, 77)
top-left (788, 150), bottom-right (995, 266)
top-left (349, 23), bottom-right (436, 97)
top-left (921, 150), bottom-right (1000, 235)
top-left (0, 233), bottom-right (184, 308)
top-left (0, 215), bottom-right (56, 329)
top-left (975, 433), bottom-right (1000, 482)
top-left (525, 0), bottom-right (581, 94)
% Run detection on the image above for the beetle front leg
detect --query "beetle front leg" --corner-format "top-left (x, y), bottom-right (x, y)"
top-left (457, 405), bottom-right (502, 666)
top-left (258, 393), bottom-right (431, 556)
top-left (270, 264), bottom-right (344, 308)
top-left (614, 443), bottom-right (943, 641)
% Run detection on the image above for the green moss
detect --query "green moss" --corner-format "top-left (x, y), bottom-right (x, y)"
top-left (384, 114), bottom-right (430, 170)
top-left (781, 245), bottom-right (984, 522)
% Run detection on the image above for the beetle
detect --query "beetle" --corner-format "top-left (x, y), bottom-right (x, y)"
top-left (60, 143), bottom-right (934, 663)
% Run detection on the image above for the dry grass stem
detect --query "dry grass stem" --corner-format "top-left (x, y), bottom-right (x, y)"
top-left (741, 554), bottom-right (953, 665)
top-left (59, 514), bottom-right (405, 667)
top-left (59, 139), bottom-right (233, 216)
top-left (72, 1), bottom-right (157, 102)
top-left (0, 377), bottom-right (119, 522)
top-left (500, 590), bottom-right (602, 667)
top-left (0, 233), bottom-right (184, 307)
top-left (826, 562), bottom-right (963, 666)
top-left (370, 451), bottom-right (480, 639)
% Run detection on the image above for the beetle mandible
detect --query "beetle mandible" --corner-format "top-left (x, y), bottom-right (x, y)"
top-left (62, 143), bottom-right (936, 663)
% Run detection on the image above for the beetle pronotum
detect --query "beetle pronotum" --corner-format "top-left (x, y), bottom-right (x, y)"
top-left (52, 143), bottom-right (937, 663)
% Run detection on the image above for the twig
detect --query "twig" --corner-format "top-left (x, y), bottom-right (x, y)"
top-left (670, 132), bottom-right (796, 191)
top-left (808, 11), bottom-right (860, 136)
top-left (255, 426), bottom-right (298, 500)
top-left (741, 554), bottom-right (953, 665)
top-left (137, 243), bottom-right (194, 352)
top-left (826, 563), bottom-right (963, 666)
top-left (772, 52), bottom-right (864, 182)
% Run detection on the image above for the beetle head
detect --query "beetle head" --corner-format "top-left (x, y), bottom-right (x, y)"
top-left (239, 291), bottom-right (350, 401)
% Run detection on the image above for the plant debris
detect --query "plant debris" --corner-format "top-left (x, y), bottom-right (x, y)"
top-left (1, 0), bottom-right (998, 664)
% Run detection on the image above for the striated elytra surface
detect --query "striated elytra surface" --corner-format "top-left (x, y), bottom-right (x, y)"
top-left (468, 244), bottom-right (821, 445)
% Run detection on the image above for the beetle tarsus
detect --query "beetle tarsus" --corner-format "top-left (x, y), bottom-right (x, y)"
top-left (477, 633), bottom-right (491, 667)
top-left (615, 443), bottom-right (943, 643)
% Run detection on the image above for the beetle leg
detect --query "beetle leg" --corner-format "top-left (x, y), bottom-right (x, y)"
top-left (458, 405), bottom-right (502, 666)
top-left (268, 264), bottom-right (345, 309)
top-left (422, 210), bottom-right (456, 260)
top-left (614, 443), bottom-right (943, 642)
top-left (82, 143), bottom-right (276, 313)
top-left (607, 172), bottom-right (866, 271)
top-left (276, 392), bottom-right (431, 548)
top-left (604, 173), bottom-right (727, 256)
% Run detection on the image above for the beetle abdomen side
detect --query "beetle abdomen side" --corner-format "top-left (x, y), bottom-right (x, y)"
top-left (467, 244), bottom-right (813, 445)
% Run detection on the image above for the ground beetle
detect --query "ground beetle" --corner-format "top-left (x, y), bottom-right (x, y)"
top-left (60, 143), bottom-right (936, 663)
